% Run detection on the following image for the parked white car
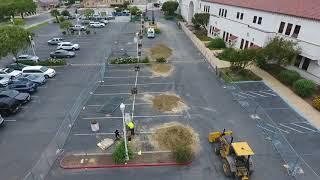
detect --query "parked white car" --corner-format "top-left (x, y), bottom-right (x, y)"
top-left (89, 21), bottom-right (105, 28)
top-left (16, 54), bottom-right (39, 62)
top-left (0, 68), bottom-right (22, 79)
top-left (57, 42), bottom-right (80, 51)
top-left (0, 77), bottom-right (10, 87)
top-left (22, 66), bottom-right (56, 79)
top-left (100, 19), bottom-right (109, 25)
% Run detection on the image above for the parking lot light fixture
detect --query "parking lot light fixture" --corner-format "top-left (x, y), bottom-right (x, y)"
top-left (28, 35), bottom-right (37, 57)
top-left (120, 103), bottom-right (129, 162)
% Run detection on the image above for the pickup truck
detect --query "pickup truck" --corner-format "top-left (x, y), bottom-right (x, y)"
top-left (70, 25), bottom-right (86, 31)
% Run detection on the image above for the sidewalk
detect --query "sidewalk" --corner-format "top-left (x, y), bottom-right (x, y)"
top-left (250, 66), bottom-right (320, 128)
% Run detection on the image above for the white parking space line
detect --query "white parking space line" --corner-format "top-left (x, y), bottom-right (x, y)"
top-left (257, 125), bottom-right (276, 133)
top-left (239, 92), bottom-right (256, 98)
top-left (266, 123), bottom-right (289, 134)
top-left (233, 93), bottom-right (247, 98)
top-left (103, 76), bottom-right (152, 79)
top-left (86, 103), bottom-right (152, 107)
top-left (258, 91), bottom-right (277, 96)
top-left (93, 91), bottom-right (167, 96)
top-left (38, 86), bottom-right (47, 89)
top-left (248, 91), bottom-right (268, 97)
top-left (279, 123), bottom-right (304, 133)
top-left (82, 114), bottom-right (184, 120)
top-left (99, 82), bottom-right (174, 87)
top-left (4, 120), bottom-right (17, 122)
top-left (291, 123), bottom-right (318, 132)
top-left (263, 107), bottom-right (290, 110)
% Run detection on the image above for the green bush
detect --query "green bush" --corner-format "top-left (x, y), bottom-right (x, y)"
top-left (156, 57), bottom-right (166, 63)
top-left (164, 15), bottom-right (175, 20)
top-left (279, 70), bottom-right (301, 85)
top-left (58, 16), bottom-right (65, 22)
top-left (112, 140), bottom-right (133, 164)
top-left (173, 146), bottom-right (193, 163)
top-left (110, 57), bottom-right (149, 64)
top-left (312, 96), bottom-right (320, 111)
top-left (194, 30), bottom-right (213, 41)
top-left (17, 59), bottom-right (66, 66)
top-left (217, 48), bottom-right (237, 61)
top-left (175, 14), bottom-right (185, 21)
top-left (13, 18), bottom-right (25, 26)
top-left (293, 79), bottom-right (316, 97)
top-left (155, 28), bottom-right (161, 34)
top-left (207, 38), bottom-right (226, 50)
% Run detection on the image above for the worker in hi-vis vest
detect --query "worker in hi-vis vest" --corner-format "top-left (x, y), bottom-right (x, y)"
top-left (127, 121), bottom-right (135, 136)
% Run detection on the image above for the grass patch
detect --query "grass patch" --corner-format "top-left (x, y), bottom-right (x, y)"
top-left (17, 59), bottom-right (67, 66)
top-left (194, 30), bottom-right (213, 41)
top-left (220, 68), bottom-right (262, 83)
top-left (27, 21), bottom-right (49, 31)
top-left (109, 57), bottom-right (149, 64)
top-left (150, 44), bottom-right (172, 60)
top-left (152, 94), bottom-right (184, 112)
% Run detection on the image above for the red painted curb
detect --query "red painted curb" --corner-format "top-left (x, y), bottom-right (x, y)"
top-left (60, 161), bottom-right (192, 169)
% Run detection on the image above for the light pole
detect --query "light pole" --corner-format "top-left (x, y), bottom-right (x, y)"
top-left (120, 103), bottom-right (129, 162)
top-left (28, 35), bottom-right (36, 57)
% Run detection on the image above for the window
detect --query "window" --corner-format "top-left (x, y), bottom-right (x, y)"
top-left (225, 32), bottom-right (229, 41)
top-left (292, 25), bottom-right (301, 38)
top-left (223, 31), bottom-right (226, 39)
top-left (258, 17), bottom-right (262, 24)
top-left (245, 40), bottom-right (249, 48)
top-left (253, 16), bottom-right (257, 23)
top-left (221, 9), bottom-right (224, 16)
top-left (285, 23), bottom-right (293, 35)
top-left (219, 8), bottom-right (221, 16)
top-left (240, 13), bottom-right (243, 20)
top-left (224, 9), bottom-right (227, 17)
top-left (209, 25), bottom-right (212, 34)
top-left (250, 42), bottom-right (253, 47)
top-left (278, 22), bottom-right (285, 33)
top-left (236, 12), bottom-right (240, 19)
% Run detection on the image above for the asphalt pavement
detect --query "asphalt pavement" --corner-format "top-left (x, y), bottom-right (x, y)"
top-left (46, 11), bottom-right (292, 180)
top-left (0, 18), bottom-right (132, 180)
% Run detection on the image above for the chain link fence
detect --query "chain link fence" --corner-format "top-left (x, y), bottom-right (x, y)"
top-left (217, 70), bottom-right (305, 177)
top-left (23, 64), bottom-right (106, 180)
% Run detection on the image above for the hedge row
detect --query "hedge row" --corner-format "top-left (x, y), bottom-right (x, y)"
top-left (109, 57), bottom-right (149, 64)
top-left (16, 59), bottom-right (67, 66)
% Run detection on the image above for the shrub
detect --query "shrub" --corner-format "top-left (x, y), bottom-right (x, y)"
top-left (13, 18), bottom-right (25, 26)
top-left (110, 57), bottom-right (149, 64)
top-left (207, 38), bottom-right (226, 50)
top-left (312, 96), bottom-right (320, 110)
top-left (58, 16), bottom-right (65, 23)
top-left (194, 30), bottom-right (212, 41)
top-left (112, 140), bottom-right (133, 164)
top-left (86, 29), bottom-right (91, 35)
top-left (279, 70), bottom-right (301, 85)
top-left (156, 57), bottom-right (166, 63)
top-left (16, 60), bottom-right (37, 66)
top-left (217, 48), bottom-right (237, 61)
top-left (173, 146), bottom-right (193, 163)
top-left (17, 59), bottom-right (66, 66)
top-left (293, 79), bottom-right (316, 97)
top-left (155, 28), bottom-right (161, 34)
top-left (164, 15), bottom-right (175, 20)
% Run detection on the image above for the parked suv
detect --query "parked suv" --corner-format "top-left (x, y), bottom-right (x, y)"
top-left (48, 37), bottom-right (64, 45)
top-left (0, 68), bottom-right (22, 79)
top-left (89, 21), bottom-right (105, 28)
top-left (0, 97), bottom-right (20, 115)
top-left (8, 82), bottom-right (37, 93)
top-left (70, 24), bottom-right (86, 31)
top-left (57, 42), bottom-right (80, 51)
top-left (16, 54), bottom-right (39, 62)
top-left (22, 66), bottom-right (56, 78)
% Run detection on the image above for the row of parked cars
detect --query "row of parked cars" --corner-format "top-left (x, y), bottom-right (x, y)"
top-left (48, 38), bottom-right (80, 58)
top-left (0, 64), bottom-right (56, 119)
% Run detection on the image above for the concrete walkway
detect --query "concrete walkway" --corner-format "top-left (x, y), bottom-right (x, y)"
top-left (250, 66), bottom-right (320, 128)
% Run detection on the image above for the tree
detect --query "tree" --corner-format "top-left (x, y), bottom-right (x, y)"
top-left (229, 48), bottom-right (259, 72)
top-left (123, 1), bottom-right (130, 9)
top-left (67, 0), bottom-right (75, 5)
top-left (61, 10), bottom-right (70, 17)
top-left (192, 13), bottom-right (209, 31)
top-left (84, 9), bottom-right (94, 19)
top-left (161, 1), bottom-right (179, 16)
top-left (0, 26), bottom-right (33, 58)
top-left (59, 20), bottom-right (72, 34)
top-left (129, 6), bottom-right (141, 16)
top-left (15, 0), bottom-right (37, 18)
top-left (50, 9), bottom-right (60, 22)
top-left (262, 37), bottom-right (300, 66)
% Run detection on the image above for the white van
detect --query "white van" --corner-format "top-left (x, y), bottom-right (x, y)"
top-left (147, 28), bottom-right (155, 38)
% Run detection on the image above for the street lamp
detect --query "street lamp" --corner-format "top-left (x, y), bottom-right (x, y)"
top-left (120, 103), bottom-right (129, 162)
top-left (28, 35), bottom-right (36, 57)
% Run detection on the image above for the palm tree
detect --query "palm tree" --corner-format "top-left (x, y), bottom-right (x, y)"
top-left (50, 9), bottom-right (60, 23)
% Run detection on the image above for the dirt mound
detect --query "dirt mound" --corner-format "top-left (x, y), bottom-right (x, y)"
top-left (150, 44), bottom-right (172, 61)
top-left (151, 64), bottom-right (173, 77)
top-left (150, 122), bottom-right (200, 154)
top-left (150, 93), bottom-right (188, 113)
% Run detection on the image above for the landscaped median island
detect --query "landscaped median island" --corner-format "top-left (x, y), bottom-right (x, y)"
top-left (60, 122), bottom-right (199, 169)
top-left (109, 57), bottom-right (150, 64)
top-left (17, 58), bottom-right (67, 66)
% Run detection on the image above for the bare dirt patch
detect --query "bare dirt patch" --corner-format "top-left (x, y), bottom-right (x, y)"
top-left (150, 122), bottom-right (200, 155)
top-left (151, 64), bottom-right (173, 77)
top-left (143, 93), bottom-right (188, 113)
top-left (149, 44), bottom-right (172, 61)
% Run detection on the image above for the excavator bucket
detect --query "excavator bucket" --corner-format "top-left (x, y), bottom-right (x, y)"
top-left (208, 130), bottom-right (233, 142)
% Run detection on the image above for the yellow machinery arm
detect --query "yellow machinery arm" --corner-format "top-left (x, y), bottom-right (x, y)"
top-left (208, 129), bottom-right (233, 143)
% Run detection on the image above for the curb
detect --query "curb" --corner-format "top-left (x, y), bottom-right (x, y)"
top-left (60, 161), bottom-right (192, 169)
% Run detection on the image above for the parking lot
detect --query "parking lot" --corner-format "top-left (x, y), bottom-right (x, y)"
top-left (0, 17), bottom-right (139, 180)
top-left (46, 11), bottom-right (291, 180)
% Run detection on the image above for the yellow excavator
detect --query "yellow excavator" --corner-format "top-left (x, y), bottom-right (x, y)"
top-left (208, 129), bottom-right (254, 180)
